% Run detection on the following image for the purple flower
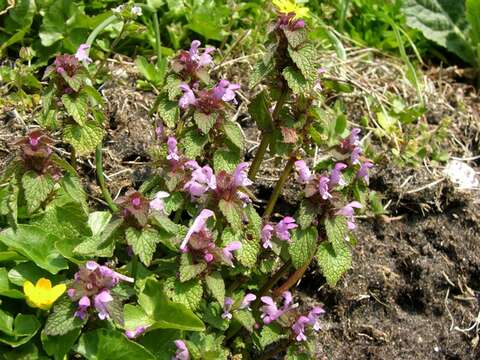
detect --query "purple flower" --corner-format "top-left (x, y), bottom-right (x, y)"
top-left (150, 191), bottom-right (169, 213)
top-left (295, 160), bottom-right (312, 184)
top-left (179, 84), bottom-right (197, 109)
top-left (274, 217), bottom-right (298, 241)
top-left (351, 147), bottom-right (361, 164)
top-left (173, 40), bottom-right (215, 78)
top-left (260, 296), bottom-right (283, 324)
top-left (131, 6), bottom-right (142, 16)
top-left (292, 316), bottom-right (309, 342)
top-left (74, 295), bottom-right (90, 320)
top-left (184, 165), bottom-right (216, 198)
top-left (222, 241), bottom-right (242, 266)
top-left (335, 201), bottom-right (362, 230)
top-left (156, 123), bottom-right (164, 140)
top-left (94, 290), bottom-right (113, 320)
top-left (318, 176), bottom-right (332, 200)
top-left (281, 291), bottom-right (294, 311)
top-left (330, 163), bottom-right (347, 187)
top-left (166, 136), bottom-right (180, 161)
top-left (221, 297), bottom-right (234, 320)
top-left (213, 79), bottom-right (241, 103)
top-left (180, 209), bottom-right (215, 251)
top-left (174, 340), bottom-right (190, 360)
top-left (357, 161), bottom-right (373, 184)
top-left (239, 293), bottom-right (257, 310)
top-left (75, 44), bottom-right (92, 64)
top-left (261, 224), bottom-right (274, 249)
top-left (233, 162), bottom-right (253, 188)
top-left (307, 306), bottom-right (325, 331)
top-left (189, 40), bottom-right (215, 67)
top-left (125, 325), bottom-right (147, 339)
top-left (85, 261), bottom-right (134, 284)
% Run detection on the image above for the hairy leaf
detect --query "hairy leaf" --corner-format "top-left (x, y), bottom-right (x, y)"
top-left (289, 227), bottom-right (318, 269)
top-left (316, 242), bottom-right (352, 286)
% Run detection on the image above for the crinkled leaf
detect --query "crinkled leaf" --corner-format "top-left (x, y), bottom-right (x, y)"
top-left (296, 199), bottom-right (318, 229)
top-left (218, 199), bottom-right (243, 231)
top-left (44, 296), bottom-right (87, 336)
top-left (61, 93), bottom-right (88, 126)
top-left (164, 277), bottom-right (203, 310)
top-left (126, 228), bottom-right (159, 267)
top-left (316, 242), bottom-right (352, 286)
top-left (248, 90), bottom-right (272, 131)
top-left (233, 310), bottom-right (255, 332)
top-left (63, 122), bottom-right (103, 155)
top-left (205, 272), bottom-right (225, 304)
top-left (289, 227), bottom-right (318, 269)
top-left (157, 94), bottom-right (179, 128)
top-left (181, 129), bottom-right (207, 159)
top-left (179, 253), bottom-right (207, 282)
top-left (21, 171), bottom-right (55, 214)
top-left (222, 121), bottom-right (244, 149)
top-left (237, 236), bottom-right (259, 269)
top-left (288, 43), bottom-right (318, 80)
top-left (284, 28), bottom-right (308, 48)
top-left (282, 66), bottom-right (312, 95)
top-left (254, 323), bottom-right (287, 350)
top-left (324, 216), bottom-right (348, 254)
top-left (249, 59), bottom-right (274, 88)
top-left (194, 111), bottom-right (216, 134)
top-left (213, 148), bottom-right (241, 173)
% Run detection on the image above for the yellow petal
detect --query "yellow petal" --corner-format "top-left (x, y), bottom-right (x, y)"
top-left (36, 278), bottom-right (52, 289)
top-left (49, 284), bottom-right (67, 303)
top-left (23, 281), bottom-right (35, 297)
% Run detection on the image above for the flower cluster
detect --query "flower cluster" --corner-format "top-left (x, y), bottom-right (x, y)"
top-left (116, 190), bottom-right (151, 228)
top-left (273, 0), bottom-right (309, 30)
top-left (221, 293), bottom-right (257, 320)
top-left (67, 261), bottom-right (133, 320)
top-left (180, 209), bottom-right (242, 266)
top-left (179, 79), bottom-right (240, 113)
top-left (15, 130), bottom-right (60, 178)
top-left (261, 216), bottom-right (298, 249)
top-left (291, 306), bottom-right (325, 342)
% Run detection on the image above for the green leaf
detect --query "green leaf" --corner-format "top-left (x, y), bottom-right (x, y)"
top-left (222, 121), bottom-right (244, 149)
top-left (403, 0), bottom-right (476, 65)
top-left (7, 262), bottom-right (53, 287)
top-left (296, 199), bottom-right (318, 229)
top-left (0, 268), bottom-right (23, 299)
top-left (218, 199), bottom-right (243, 231)
top-left (237, 236), bottom-right (259, 269)
top-left (316, 242), bottom-right (352, 286)
top-left (248, 91), bottom-right (272, 131)
top-left (0, 314), bottom-right (41, 347)
top-left (324, 215), bottom-right (349, 254)
top-left (41, 329), bottom-right (81, 360)
top-left (75, 329), bottom-right (155, 360)
top-left (249, 60), bottom-right (274, 88)
top-left (157, 94), bottom-right (179, 128)
top-left (179, 253), bottom-right (207, 282)
top-left (289, 227), bottom-right (318, 269)
top-left (213, 148), bottom-right (241, 173)
top-left (163, 192), bottom-right (184, 215)
top-left (254, 323), bottom-right (287, 350)
top-left (61, 93), bottom-right (88, 126)
top-left (63, 122), bottom-right (103, 155)
top-left (467, 0), bottom-right (480, 47)
top-left (139, 329), bottom-right (180, 360)
top-left (205, 272), bottom-right (225, 304)
top-left (284, 28), bottom-right (308, 48)
top-left (164, 277), bottom-right (203, 310)
top-left (126, 228), bottom-right (159, 267)
top-left (194, 112), bottom-right (217, 134)
top-left (233, 310), bottom-right (256, 332)
top-left (181, 129), bottom-right (207, 159)
top-left (21, 171), bottom-right (55, 214)
top-left (0, 225), bottom-right (68, 274)
top-left (138, 278), bottom-right (205, 331)
top-left (288, 43), bottom-right (318, 80)
top-left (44, 296), bottom-right (87, 336)
top-left (282, 66), bottom-right (311, 95)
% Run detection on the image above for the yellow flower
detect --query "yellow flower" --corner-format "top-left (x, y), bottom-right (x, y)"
top-left (272, 0), bottom-right (310, 19)
top-left (23, 278), bottom-right (66, 310)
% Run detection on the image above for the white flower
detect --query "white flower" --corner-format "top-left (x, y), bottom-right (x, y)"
top-left (112, 4), bottom-right (125, 13)
top-left (131, 6), bottom-right (142, 16)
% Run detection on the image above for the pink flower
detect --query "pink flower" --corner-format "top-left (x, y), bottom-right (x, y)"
top-left (295, 160), bottom-right (312, 184)
top-left (184, 165), bottom-right (216, 198)
top-left (125, 325), bottom-right (147, 339)
top-left (318, 176), bottom-right (332, 200)
top-left (351, 147), bottom-right (361, 164)
top-left (292, 316), bottom-right (310, 341)
top-left (274, 217), bottom-right (298, 241)
top-left (222, 241), bottom-right (242, 266)
top-left (261, 224), bottom-right (274, 249)
top-left (166, 136), bottom-right (180, 161)
top-left (330, 163), bottom-right (347, 187)
top-left (221, 297), bottom-right (234, 320)
top-left (335, 201), bottom-right (362, 230)
top-left (307, 306), bottom-right (325, 331)
top-left (75, 44), bottom-right (92, 64)
top-left (341, 128), bottom-right (361, 150)
top-left (213, 79), bottom-right (241, 103)
top-left (94, 290), bottom-right (113, 320)
top-left (74, 295), bottom-right (90, 320)
top-left (174, 340), bottom-right (190, 360)
top-left (357, 161), bottom-right (373, 184)
top-left (85, 261), bottom-right (134, 284)
top-left (260, 296), bottom-right (283, 324)
top-left (233, 162), bottom-right (253, 188)
top-left (150, 191), bottom-right (169, 213)
top-left (179, 84), bottom-right (197, 109)
top-left (239, 293), bottom-right (257, 310)
top-left (180, 209), bottom-right (215, 251)
top-left (189, 40), bottom-right (215, 67)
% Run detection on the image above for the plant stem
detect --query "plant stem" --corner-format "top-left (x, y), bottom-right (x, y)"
top-left (152, 11), bottom-right (162, 66)
top-left (70, 147), bottom-right (77, 170)
top-left (263, 155), bottom-right (296, 219)
top-left (95, 143), bottom-right (118, 212)
top-left (272, 253), bottom-right (316, 297)
top-left (252, 260), bottom-right (292, 308)
top-left (131, 254), bottom-right (139, 281)
top-left (248, 90), bottom-right (289, 181)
